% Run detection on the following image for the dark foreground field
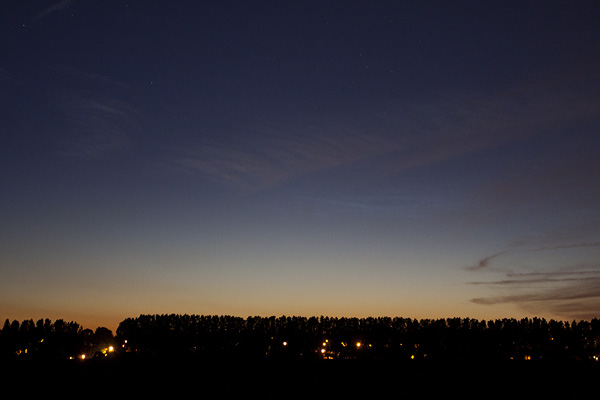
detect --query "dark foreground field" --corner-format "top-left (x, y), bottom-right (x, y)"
top-left (2, 356), bottom-right (597, 397)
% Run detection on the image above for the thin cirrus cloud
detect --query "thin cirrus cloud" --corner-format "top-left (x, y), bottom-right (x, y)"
top-left (50, 69), bottom-right (144, 160)
top-left (466, 230), bottom-right (600, 320)
top-left (532, 242), bottom-right (600, 252)
top-left (167, 67), bottom-right (600, 195)
top-left (467, 220), bottom-right (600, 273)
top-left (31, 0), bottom-right (74, 24)
top-left (56, 98), bottom-right (137, 159)
top-left (464, 229), bottom-right (600, 276)
top-left (469, 269), bottom-right (600, 286)
top-left (169, 121), bottom-right (390, 193)
top-left (470, 274), bottom-right (600, 321)
top-left (465, 252), bottom-right (507, 272)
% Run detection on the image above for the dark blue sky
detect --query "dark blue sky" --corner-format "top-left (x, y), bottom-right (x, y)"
top-left (2, 1), bottom-right (600, 330)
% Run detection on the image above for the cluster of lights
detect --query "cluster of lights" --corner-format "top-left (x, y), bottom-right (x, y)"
top-left (315, 339), bottom-right (369, 359)
top-left (71, 345), bottom-right (115, 361)
top-left (310, 339), bottom-right (422, 360)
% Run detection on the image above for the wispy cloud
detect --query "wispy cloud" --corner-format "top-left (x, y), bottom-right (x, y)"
top-left (169, 120), bottom-right (390, 193)
top-left (58, 97), bottom-right (140, 159)
top-left (532, 242), bottom-right (600, 252)
top-left (464, 243), bottom-right (600, 272)
top-left (466, 219), bottom-right (600, 270)
top-left (466, 224), bottom-right (600, 320)
top-left (470, 275), bottom-right (600, 321)
top-left (50, 68), bottom-right (144, 160)
top-left (465, 252), bottom-right (507, 271)
top-left (469, 269), bottom-right (600, 285)
top-left (32, 0), bottom-right (73, 24)
top-left (168, 66), bottom-right (600, 194)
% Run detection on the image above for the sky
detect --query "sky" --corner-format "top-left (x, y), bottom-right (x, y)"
top-left (1, 1), bottom-right (600, 332)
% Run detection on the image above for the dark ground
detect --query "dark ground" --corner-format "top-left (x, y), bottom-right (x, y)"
top-left (2, 357), bottom-right (597, 397)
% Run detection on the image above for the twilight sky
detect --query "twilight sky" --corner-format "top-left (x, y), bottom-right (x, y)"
top-left (2, 1), bottom-right (600, 331)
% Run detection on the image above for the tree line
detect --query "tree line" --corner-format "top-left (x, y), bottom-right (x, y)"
top-left (0, 318), bottom-right (114, 361)
top-left (2, 315), bottom-right (600, 361)
top-left (115, 314), bottom-right (600, 361)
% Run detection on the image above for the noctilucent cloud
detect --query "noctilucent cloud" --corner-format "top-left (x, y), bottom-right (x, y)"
top-left (1, 1), bottom-right (600, 331)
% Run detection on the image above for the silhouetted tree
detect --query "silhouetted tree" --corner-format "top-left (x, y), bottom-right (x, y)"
top-left (4, 314), bottom-right (600, 362)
